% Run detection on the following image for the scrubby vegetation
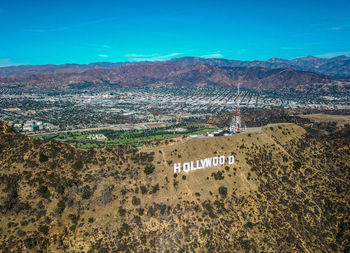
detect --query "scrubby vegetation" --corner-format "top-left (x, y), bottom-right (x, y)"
top-left (0, 119), bottom-right (349, 252)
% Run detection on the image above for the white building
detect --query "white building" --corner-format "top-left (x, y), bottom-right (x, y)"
top-left (87, 134), bottom-right (107, 140)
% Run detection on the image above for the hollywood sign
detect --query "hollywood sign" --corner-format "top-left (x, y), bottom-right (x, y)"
top-left (174, 155), bottom-right (235, 173)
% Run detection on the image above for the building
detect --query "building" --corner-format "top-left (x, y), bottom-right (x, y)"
top-left (87, 134), bottom-right (107, 140)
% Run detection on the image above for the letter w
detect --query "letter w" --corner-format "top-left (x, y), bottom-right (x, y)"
top-left (204, 158), bottom-right (212, 167)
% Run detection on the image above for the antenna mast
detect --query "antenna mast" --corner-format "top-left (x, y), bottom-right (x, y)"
top-left (229, 79), bottom-right (241, 134)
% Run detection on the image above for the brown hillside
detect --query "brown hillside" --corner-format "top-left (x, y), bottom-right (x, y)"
top-left (0, 122), bottom-right (349, 252)
top-left (0, 64), bottom-right (339, 91)
top-left (0, 55), bottom-right (349, 78)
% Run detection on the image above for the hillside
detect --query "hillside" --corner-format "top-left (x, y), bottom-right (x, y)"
top-left (0, 64), bottom-right (340, 91)
top-left (0, 55), bottom-right (349, 78)
top-left (0, 121), bottom-right (349, 252)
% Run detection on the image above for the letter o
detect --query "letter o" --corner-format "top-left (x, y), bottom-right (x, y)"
top-left (213, 157), bottom-right (219, 166)
top-left (219, 155), bottom-right (225, 165)
top-left (183, 162), bottom-right (190, 172)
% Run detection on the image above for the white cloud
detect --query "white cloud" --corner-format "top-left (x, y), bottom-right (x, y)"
top-left (125, 52), bottom-right (183, 61)
top-left (84, 44), bottom-right (112, 49)
top-left (125, 54), bottom-right (153, 58)
top-left (316, 51), bottom-right (350, 58)
top-left (98, 54), bottom-right (109, 58)
top-left (200, 53), bottom-right (223, 58)
top-left (330, 26), bottom-right (342, 31)
top-left (281, 47), bottom-right (304, 50)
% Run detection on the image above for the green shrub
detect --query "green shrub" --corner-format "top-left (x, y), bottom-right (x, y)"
top-left (88, 217), bottom-right (95, 223)
top-left (69, 224), bottom-right (76, 231)
top-left (39, 153), bottom-right (48, 163)
top-left (151, 184), bottom-right (159, 193)
top-left (68, 213), bottom-right (79, 225)
top-left (251, 166), bottom-right (258, 171)
top-left (144, 164), bottom-right (155, 175)
top-left (38, 225), bottom-right (49, 234)
top-left (140, 185), bottom-right (148, 194)
top-left (81, 185), bottom-right (92, 199)
top-left (56, 200), bottom-right (66, 214)
top-left (37, 185), bottom-right (50, 199)
top-left (218, 186), bottom-right (228, 198)
top-left (204, 202), bottom-right (217, 218)
top-left (292, 161), bottom-right (302, 171)
top-left (72, 160), bottom-right (83, 170)
top-left (120, 223), bottom-right (131, 235)
top-left (118, 207), bottom-right (126, 216)
top-left (132, 196), bottom-right (141, 205)
top-left (211, 171), bottom-right (224, 180)
top-left (245, 221), bottom-right (254, 229)
top-left (291, 203), bottom-right (300, 212)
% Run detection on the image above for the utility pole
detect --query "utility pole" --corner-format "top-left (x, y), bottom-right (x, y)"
top-left (229, 78), bottom-right (242, 134)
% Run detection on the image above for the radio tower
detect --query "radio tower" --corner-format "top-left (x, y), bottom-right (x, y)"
top-left (229, 79), bottom-right (241, 134)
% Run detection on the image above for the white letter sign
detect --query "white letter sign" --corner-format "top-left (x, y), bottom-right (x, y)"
top-left (173, 154), bottom-right (235, 174)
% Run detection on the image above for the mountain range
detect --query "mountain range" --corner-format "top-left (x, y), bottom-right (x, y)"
top-left (167, 55), bottom-right (350, 78)
top-left (0, 64), bottom-right (339, 91)
top-left (1, 55), bottom-right (349, 78)
top-left (0, 56), bottom-right (350, 91)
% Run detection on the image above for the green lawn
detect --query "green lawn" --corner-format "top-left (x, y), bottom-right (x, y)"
top-left (32, 124), bottom-right (217, 148)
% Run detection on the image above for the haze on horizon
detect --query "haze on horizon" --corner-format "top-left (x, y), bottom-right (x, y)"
top-left (1, 0), bottom-right (350, 67)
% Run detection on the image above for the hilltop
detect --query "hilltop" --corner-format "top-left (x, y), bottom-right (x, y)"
top-left (0, 121), bottom-right (349, 252)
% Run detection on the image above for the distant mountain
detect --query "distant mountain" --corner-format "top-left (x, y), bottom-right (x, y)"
top-left (1, 55), bottom-right (349, 78)
top-left (0, 64), bottom-right (340, 91)
top-left (0, 62), bottom-right (144, 77)
top-left (166, 55), bottom-right (350, 78)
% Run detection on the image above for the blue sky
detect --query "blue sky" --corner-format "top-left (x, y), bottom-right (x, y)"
top-left (0, 0), bottom-right (350, 66)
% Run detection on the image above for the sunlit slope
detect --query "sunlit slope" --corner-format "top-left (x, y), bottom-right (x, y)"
top-left (0, 122), bottom-right (348, 252)
top-left (141, 124), bottom-right (302, 198)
